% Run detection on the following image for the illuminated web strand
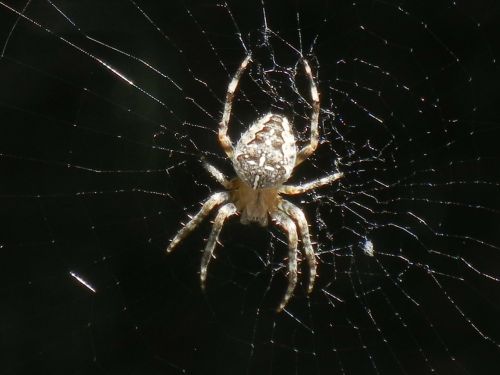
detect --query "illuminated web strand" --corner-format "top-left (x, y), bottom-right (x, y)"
top-left (43, 0), bottom-right (186, 90)
top-left (69, 271), bottom-right (96, 293)
top-left (0, 1), bottom-right (176, 113)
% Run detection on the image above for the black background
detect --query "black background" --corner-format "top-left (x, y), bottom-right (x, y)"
top-left (1, 1), bottom-right (500, 374)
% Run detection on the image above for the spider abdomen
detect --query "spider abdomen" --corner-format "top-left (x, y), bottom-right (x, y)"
top-left (233, 113), bottom-right (297, 189)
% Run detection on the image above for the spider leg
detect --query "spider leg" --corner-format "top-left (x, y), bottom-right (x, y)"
top-left (166, 192), bottom-right (229, 253)
top-left (219, 54), bottom-right (252, 160)
top-left (270, 209), bottom-right (299, 312)
top-left (200, 202), bottom-right (238, 289)
top-left (279, 172), bottom-right (343, 195)
top-left (202, 159), bottom-right (232, 189)
top-left (279, 200), bottom-right (317, 294)
top-left (295, 59), bottom-right (320, 167)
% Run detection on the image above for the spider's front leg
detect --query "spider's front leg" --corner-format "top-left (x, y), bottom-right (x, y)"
top-left (279, 200), bottom-right (316, 294)
top-left (166, 191), bottom-right (229, 253)
top-left (200, 203), bottom-right (238, 288)
top-left (271, 210), bottom-right (299, 312)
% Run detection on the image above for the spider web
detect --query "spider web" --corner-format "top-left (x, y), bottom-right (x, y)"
top-left (1, 0), bottom-right (499, 374)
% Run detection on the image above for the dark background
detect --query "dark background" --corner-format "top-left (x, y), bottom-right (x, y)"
top-left (1, 1), bottom-right (500, 374)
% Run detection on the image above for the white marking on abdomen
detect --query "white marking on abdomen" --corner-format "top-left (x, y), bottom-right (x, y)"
top-left (252, 175), bottom-right (260, 189)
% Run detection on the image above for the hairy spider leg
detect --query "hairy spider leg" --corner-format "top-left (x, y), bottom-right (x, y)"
top-left (202, 159), bottom-right (232, 189)
top-left (200, 203), bottom-right (238, 288)
top-left (279, 172), bottom-right (344, 195)
top-left (280, 200), bottom-right (316, 293)
top-left (295, 59), bottom-right (320, 167)
top-left (218, 54), bottom-right (252, 159)
top-left (271, 209), bottom-right (299, 312)
top-left (166, 192), bottom-right (229, 253)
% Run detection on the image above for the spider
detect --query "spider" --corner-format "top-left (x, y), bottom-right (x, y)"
top-left (167, 55), bottom-right (343, 311)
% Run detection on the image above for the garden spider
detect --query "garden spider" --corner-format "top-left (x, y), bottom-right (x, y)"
top-left (167, 55), bottom-right (343, 311)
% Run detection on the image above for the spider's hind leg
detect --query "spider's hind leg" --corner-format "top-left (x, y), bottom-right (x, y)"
top-left (218, 54), bottom-right (252, 159)
top-left (295, 59), bottom-right (320, 167)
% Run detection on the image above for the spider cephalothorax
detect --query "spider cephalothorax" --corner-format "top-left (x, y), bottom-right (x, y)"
top-left (167, 55), bottom-right (343, 311)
